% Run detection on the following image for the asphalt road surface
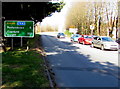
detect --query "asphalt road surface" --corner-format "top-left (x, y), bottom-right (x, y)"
top-left (41, 32), bottom-right (119, 88)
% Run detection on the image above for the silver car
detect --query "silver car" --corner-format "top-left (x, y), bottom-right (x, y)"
top-left (91, 36), bottom-right (118, 50)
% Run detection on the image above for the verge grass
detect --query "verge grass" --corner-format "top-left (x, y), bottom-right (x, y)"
top-left (2, 34), bottom-right (49, 89)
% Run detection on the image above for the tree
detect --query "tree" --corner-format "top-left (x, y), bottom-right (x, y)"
top-left (105, 2), bottom-right (118, 37)
top-left (2, 2), bottom-right (65, 51)
top-left (2, 2), bottom-right (65, 22)
top-left (65, 2), bottom-right (88, 34)
top-left (65, 1), bottom-right (118, 38)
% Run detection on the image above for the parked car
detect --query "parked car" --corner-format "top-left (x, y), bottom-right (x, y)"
top-left (57, 33), bottom-right (65, 38)
top-left (91, 36), bottom-right (118, 50)
top-left (78, 35), bottom-right (93, 45)
top-left (91, 35), bottom-right (98, 38)
top-left (116, 38), bottom-right (120, 45)
top-left (70, 34), bottom-right (81, 42)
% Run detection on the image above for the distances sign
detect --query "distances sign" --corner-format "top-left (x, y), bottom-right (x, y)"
top-left (4, 21), bottom-right (34, 37)
top-left (69, 28), bottom-right (78, 34)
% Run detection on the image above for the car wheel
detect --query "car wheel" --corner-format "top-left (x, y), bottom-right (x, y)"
top-left (82, 41), bottom-right (85, 45)
top-left (91, 43), bottom-right (94, 48)
top-left (78, 41), bottom-right (80, 44)
top-left (101, 45), bottom-right (104, 50)
top-left (73, 39), bottom-right (75, 42)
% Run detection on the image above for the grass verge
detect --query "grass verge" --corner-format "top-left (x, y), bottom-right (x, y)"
top-left (2, 34), bottom-right (49, 89)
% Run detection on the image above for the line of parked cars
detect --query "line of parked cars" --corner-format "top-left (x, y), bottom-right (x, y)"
top-left (56, 32), bottom-right (119, 51)
top-left (70, 34), bottom-right (119, 51)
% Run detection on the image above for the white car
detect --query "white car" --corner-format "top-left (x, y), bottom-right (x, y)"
top-left (91, 36), bottom-right (118, 50)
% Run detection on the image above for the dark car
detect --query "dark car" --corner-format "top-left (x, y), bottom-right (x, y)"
top-left (116, 38), bottom-right (120, 45)
top-left (57, 33), bottom-right (65, 38)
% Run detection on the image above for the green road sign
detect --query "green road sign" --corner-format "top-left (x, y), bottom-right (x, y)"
top-left (4, 21), bottom-right (34, 37)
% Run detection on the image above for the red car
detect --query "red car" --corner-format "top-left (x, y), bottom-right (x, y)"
top-left (78, 35), bottom-right (93, 45)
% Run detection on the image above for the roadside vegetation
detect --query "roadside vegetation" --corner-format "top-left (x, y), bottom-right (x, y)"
top-left (65, 1), bottom-right (119, 38)
top-left (64, 30), bottom-right (72, 37)
top-left (2, 34), bottom-right (50, 89)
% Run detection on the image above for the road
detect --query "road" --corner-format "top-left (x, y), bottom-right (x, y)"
top-left (41, 32), bottom-right (119, 88)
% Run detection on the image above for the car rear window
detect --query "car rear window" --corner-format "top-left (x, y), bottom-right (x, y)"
top-left (76, 34), bottom-right (80, 37)
top-left (59, 33), bottom-right (64, 35)
top-left (102, 37), bottom-right (114, 42)
top-left (94, 37), bottom-right (98, 40)
top-left (84, 36), bottom-right (92, 38)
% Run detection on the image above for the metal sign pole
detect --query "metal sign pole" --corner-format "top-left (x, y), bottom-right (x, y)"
top-left (90, 24), bottom-right (95, 35)
top-left (91, 29), bottom-right (93, 35)
top-left (21, 37), bottom-right (23, 47)
top-left (11, 37), bottom-right (13, 50)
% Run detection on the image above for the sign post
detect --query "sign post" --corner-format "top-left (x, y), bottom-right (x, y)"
top-left (90, 24), bottom-right (95, 35)
top-left (11, 37), bottom-right (13, 50)
top-left (4, 20), bottom-right (34, 49)
top-left (21, 37), bottom-right (23, 47)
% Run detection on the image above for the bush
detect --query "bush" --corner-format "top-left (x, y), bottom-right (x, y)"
top-left (64, 30), bottom-right (72, 37)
